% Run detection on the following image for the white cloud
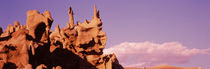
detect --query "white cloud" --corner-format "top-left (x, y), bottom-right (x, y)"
top-left (103, 41), bottom-right (210, 67)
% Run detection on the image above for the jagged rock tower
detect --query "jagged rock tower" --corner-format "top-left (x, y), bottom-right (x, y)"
top-left (0, 6), bottom-right (124, 69)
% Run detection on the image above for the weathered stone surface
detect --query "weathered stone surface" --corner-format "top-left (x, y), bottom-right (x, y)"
top-left (0, 6), bottom-right (123, 69)
top-left (26, 10), bottom-right (53, 42)
top-left (14, 21), bottom-right (20, 31)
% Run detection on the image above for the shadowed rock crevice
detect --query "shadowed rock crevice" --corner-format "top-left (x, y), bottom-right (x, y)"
top-left (34, 23), bottom-right (47, 42)
top-left (3, 62), bottom-right (17, 69)
top-left (0, 6), bottom-right (124, 69)
top-left (0, 35), bottom-right (12, 41)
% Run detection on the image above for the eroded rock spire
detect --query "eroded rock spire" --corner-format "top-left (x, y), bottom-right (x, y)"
top-left (68, 7), bottom-right (75, 29)
top-left (94, 5), bottom-right (100, 18)
top-left (0, 6), bottom-right (123, 69)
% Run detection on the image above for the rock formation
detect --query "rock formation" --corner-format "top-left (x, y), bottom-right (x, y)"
top-left (0, 6), bottom-right (124, 69)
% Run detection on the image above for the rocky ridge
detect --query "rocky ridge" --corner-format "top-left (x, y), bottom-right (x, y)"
top-left (0, 6), bottom-right (124, 69)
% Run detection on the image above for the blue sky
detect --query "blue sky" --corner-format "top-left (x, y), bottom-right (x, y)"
top-left (0, 0), bottom-right (210, 68)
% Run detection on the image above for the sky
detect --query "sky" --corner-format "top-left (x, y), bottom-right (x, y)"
top-left (0, 0), bottom-right (210, 68)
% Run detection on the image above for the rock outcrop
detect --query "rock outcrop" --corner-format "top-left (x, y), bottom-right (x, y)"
top-left (0, 6), bottom-right (123, 69)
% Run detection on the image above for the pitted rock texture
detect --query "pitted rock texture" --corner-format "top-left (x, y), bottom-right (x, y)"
top-left (0, 6), bottom-right (124, 69)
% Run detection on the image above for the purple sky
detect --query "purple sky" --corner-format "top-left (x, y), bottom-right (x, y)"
top-left (0, 0), bottom-right (210, 68)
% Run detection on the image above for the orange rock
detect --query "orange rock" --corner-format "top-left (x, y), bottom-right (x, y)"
top-left (36, 64), bottom-right (47, 69)
top-left (14, 21), bottom-right (20, 31)
top-left (26, 10), bottom-right (53, 42)
top-left (24, 64), bottom-right (33, 69)
top-left (0, 6), bottom-right (123, 69)
top-left (55, 66), bottom-right (62, 69)
top-left (5, 24), bottom-right (14, 35)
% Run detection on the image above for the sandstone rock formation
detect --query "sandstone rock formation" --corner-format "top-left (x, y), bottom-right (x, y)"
top-left (0, 6), bottom-right (123, 69)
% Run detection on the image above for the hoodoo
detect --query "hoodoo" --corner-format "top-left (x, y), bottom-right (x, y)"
top-left (0, 6), bottom-right (123, 69)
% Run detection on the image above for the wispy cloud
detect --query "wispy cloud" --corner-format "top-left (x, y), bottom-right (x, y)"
top-left (104, 41), bottom-right (210, 67)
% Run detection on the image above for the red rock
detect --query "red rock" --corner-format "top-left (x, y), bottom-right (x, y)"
top-left (0, 6), bottom-right (123, 69)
